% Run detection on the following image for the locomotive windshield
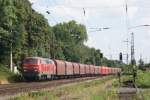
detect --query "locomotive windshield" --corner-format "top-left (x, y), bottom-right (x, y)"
top-left (23, 58), bottom-right (38, 64)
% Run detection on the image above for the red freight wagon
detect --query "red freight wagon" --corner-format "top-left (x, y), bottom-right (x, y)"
top-left (89, 65), bottom-right (91, 74)
top-left (113, 68), bottom-right (115, 74)
top-left (54, 60), bottom-right (66, 75)
top-left (112, 68), bottom-right (115, 74)
top-left (116, 68), bottom-right (118, 73)
top-left (92, 65), bottom-right (95, 74)
top-left (100, 66), bottom-right (107, 75)
top-left (109, 68), bottom-right (111, 74)
top-left (108, 67), bottom-right (111, 74)
top-left (65, 61), bottom-right (74, 75)
top-left (99, 66), bottom-right (102, 74)
top-left (90, 65), bottom-right (95, 74)
top-left (111, 68), bottom-right (113, 74)
top-left (80, 64), bottom-right (85, 74)
top-left (89, 65), bottom-right (94, 74)
top-left (85, 65), bottom-right (90, 74)
top-left (99, 66), bottom-right (103, 75)
top-left (94, 66), bottom-right (99, 74)
top-left (111, 68), bottom-right (114, 74)
top-left (72, 63), bottom-right (80, 74)
top-left (105, 67), bottom-right (109, 75)
top-left (115, 68), bottom-right (117, 73)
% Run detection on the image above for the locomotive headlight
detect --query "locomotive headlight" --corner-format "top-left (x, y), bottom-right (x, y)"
top-left (34, 69), bottom-right (38, 72)
top-left (24, 69), bottom-right (27, 72)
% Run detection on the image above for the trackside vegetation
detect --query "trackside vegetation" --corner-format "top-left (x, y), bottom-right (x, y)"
top-left (0, 64), bottom-right (13, 80)
top-left (0, 64), bottom-right (23, 83)
top-left (119, 71), bottom-right (150, 99)
top-left (137, 89), bottom-right (150, 100)
top-left (13, 76), bottom-right (118, 100)
top-left (121, 70), bottom-right (150, 88)
top-left (136, 71), bottom-right (150, 88)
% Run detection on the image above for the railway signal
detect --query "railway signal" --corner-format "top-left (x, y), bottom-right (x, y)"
top-left (119, 52), bottom-right (123, 62)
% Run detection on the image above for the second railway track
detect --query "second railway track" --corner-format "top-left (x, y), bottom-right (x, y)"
top-left (0, 76), bottom-right (108, 99)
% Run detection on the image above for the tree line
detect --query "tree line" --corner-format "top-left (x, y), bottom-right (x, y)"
top-left (0, 0), bottom-right (124, 68)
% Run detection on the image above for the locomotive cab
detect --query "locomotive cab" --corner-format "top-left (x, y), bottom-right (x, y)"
top-left (22, 57), bottom-right (56, 80)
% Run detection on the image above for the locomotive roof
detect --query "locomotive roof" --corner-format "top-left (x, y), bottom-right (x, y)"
top-left (25, 57), bottom-right (51, 60)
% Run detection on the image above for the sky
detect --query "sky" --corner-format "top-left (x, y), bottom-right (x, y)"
top-left (29, 0), bottom-right (150, 63)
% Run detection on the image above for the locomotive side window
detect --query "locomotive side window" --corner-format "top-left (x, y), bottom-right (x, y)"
top-left (23, 59), bottom-right (38, 64)
top-left (41, 59), bottom-right (47, 64)
top-left (49, 60), bottom-right (53, 64)
top-left (45, 59), bottom-right (53, 64)
top-left (45, 59), bottom-right (50, 64)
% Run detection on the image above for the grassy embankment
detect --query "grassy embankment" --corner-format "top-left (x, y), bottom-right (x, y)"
top-left (136, 71), bottom-right (150, 100)
top-left (6, 70), bottom-right (150, 100)
top-left (13, 76), bottom-right (119, 100)
top-left (120, 71), bottom-right (150, 99)
top-left (136, 71), bottom-right (150, 88)
top-left (121, 70), bottom-right (150, 88)
top-left (0, 64), bottom-right (23, 83)
top-left (0, 64), bottom-right (14, 83)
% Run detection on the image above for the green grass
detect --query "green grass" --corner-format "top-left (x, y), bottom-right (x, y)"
top-left (0, 64), bottom-right (14, 81)
top-left (118, 71), bottom-right (150, 88)
top-left (0, 64), bottom-right (23, 83)
top-left (119, 71), bottom-right (150, 99)
top-left (90, 87), bottom-right (118, 100)
top-left (13, 76), bottom-right (118, 100)
top-left (136, 71), bottom-right (150, 88)
top-left (138, 89), bottom-right (150, 100)
top-left (135, 71), bottom-right (150, 99)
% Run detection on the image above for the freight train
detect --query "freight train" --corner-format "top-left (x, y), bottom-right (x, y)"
top-left (22, 57), bottom-right (121, 80)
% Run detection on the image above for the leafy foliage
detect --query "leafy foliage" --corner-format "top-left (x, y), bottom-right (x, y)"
top-left (0, 0), bottom-right (124, 69)
top-left (136, 71), bottom-right (150, 88)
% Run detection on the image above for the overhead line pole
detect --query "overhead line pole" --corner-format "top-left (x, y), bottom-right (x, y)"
top-left (123, 39), bottom-right (129, 64)
top-left (131, 32), bottom-right (135, 65)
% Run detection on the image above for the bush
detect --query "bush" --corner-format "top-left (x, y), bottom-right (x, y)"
top-left (0, 64), bottom-right (13, 80)
top-left (0, 64), bottom-right (23, 82)
top-left (136, 70), bottom-right (150, 88)
top-left (8, 74), bottom-right (24, 82)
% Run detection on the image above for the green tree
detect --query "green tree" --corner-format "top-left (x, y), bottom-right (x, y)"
top-left (138, 58), bottom-right (144, 70)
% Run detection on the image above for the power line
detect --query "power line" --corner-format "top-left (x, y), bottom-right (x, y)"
top-left (46, 9), bottom-right (58, 24)
top-left (49, 0), bottom-right (76, 21)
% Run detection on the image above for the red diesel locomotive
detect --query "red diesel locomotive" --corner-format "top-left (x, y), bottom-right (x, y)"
top-left (22, 57), bottom-right (121, 80)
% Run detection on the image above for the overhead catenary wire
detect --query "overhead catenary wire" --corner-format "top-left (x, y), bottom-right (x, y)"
top-left (58, 0), bottom-right (80, 20)
top-left (51, 0), bottom-right (76, 21)
top-left (46, 9), bottom-right (58, 24)
top-left (42, 0), bottom-right (150, 31)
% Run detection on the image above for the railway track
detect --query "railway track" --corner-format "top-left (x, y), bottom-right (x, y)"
top-left (118, 80), bottom-right (145, 100)
top-left (0, 76), bottom-right (106, 99)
